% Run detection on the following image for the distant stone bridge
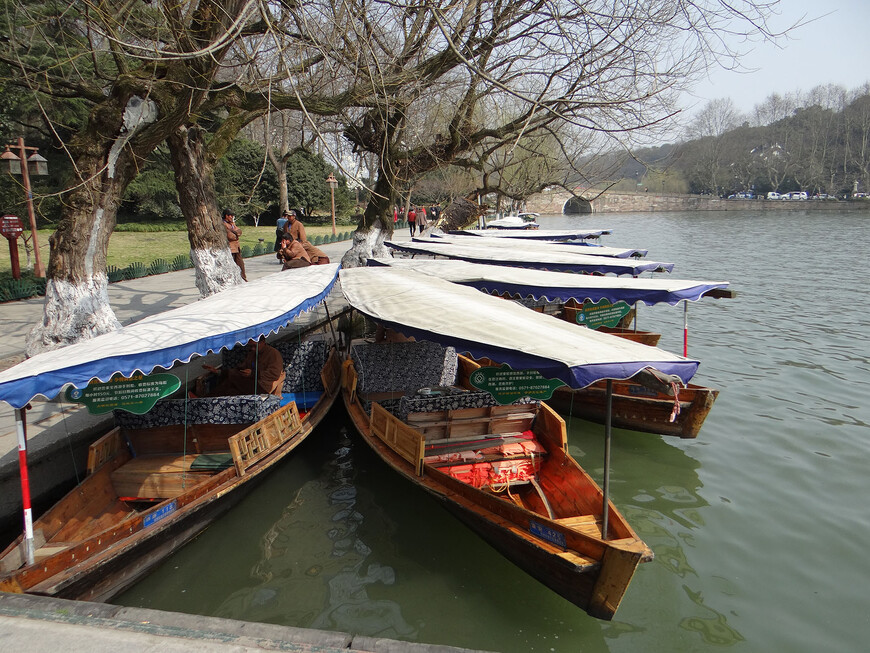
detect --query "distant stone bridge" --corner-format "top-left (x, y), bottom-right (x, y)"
top-left (524, 189), bottom-right (723, 214)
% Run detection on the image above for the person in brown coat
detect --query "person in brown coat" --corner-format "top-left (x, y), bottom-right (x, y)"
top-left (223, 209), bottom-right (247, 281)
top-left (282, 209), bottom-right (307, 243)
top-left (301, 239), bottom-right (330, 264)
top-left (202, 339), bottom-right (285, 396)
top-left (276, 234), bottom-right (311, 269)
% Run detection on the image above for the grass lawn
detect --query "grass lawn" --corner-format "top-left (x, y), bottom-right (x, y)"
top-left (0, 224), bottom-right (353, 274)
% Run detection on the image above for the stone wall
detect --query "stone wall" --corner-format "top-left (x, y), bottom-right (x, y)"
top-left (525, 189), bottom-right (870, 214)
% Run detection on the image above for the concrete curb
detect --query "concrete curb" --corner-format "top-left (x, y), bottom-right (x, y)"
top-left (0, 592), bottom-right (492, 652)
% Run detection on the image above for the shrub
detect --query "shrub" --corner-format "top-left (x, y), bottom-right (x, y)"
top-left (147, 259), bottom-right (171, 275)
top-left (114, 222), bottom-right (187, 232)
top-left (0, 278), bottom-right (37, 301)
top-left (171, 254), bottom-right (192, 271)
top-left (126, 261), bottom-right (147, 278)
top-left (240, 245), bottom-right (253, 258)
top-left (107, 265), bottom-right (127, 282)
top-left (252, 242), bottom-right (266, 256)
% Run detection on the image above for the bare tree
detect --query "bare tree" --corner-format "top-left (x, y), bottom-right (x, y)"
top-left (0, 1), bottom-right (263, 354)
top-left (325, 0), bottom-right (782, 264)
top-left (685, 98), bottom-right (742, 194)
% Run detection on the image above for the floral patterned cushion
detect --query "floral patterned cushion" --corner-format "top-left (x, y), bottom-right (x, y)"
top-left (351, 341), bottom-right (458, 396)
top-left (275, 341), bottom-right (329, 393)
top-left (398, 391), bottom-right (497, 421)
top-left (114, 395), bottom-right (281, 429)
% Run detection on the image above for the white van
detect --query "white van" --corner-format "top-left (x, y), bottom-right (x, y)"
top-left (767, 191), bottom-right (780, 200)
top-left (789, 191), bottom-right (808, 200)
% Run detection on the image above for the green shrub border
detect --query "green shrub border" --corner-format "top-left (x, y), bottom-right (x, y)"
top-left (0, 232), bottom-right (353, 303)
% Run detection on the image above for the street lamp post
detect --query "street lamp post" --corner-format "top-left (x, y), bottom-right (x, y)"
top-left (1, 138), bottom-right (48, 277)
top-left (326, 173), bottom-right (338, 236)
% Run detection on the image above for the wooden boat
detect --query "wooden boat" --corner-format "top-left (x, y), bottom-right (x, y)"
top-left (0, 265), bottom-right (343, 601)
top-left (341, 344), bottom-right (652, 620)
top-left (337, 267), bottom-right (703, 619)
top-left (369, 259), bottom-right (732, 438)
top-left (547, 379), bottom-right (719, 439)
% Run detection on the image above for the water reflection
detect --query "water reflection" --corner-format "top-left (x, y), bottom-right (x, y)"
top-left (215, 429), bottom-right (416, 639)
top-left (567, 419), bottom-right (745, 647)
top-left (680, 586), bottom-right (745, 647)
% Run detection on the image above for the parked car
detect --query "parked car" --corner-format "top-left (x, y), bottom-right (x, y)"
top-left (783, 191), bottom-right (807, 200)
top-left (766, 191), bottom-right (781, 200)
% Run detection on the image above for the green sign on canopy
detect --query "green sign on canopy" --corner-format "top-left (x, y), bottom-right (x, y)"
top-left (575, 299), bottom-right (632, 330)
top-left (469, 364), bottom-right (565, 405)
top-left (65, 372), bottom-right (181, 415)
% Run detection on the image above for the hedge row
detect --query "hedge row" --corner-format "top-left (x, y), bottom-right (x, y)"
top-left (0, 232), bottom-right (354, 303)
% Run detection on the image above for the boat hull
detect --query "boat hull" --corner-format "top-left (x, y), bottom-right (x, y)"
top-left (548, 381), bottom-right (718, 439)
top-left (340, 356), bottom-right (650, 620)
top-left (0, 346), bottom-right (341, 601)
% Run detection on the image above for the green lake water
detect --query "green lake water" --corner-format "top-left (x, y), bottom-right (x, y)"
top-left (114, 209), bottom-right (870, 652)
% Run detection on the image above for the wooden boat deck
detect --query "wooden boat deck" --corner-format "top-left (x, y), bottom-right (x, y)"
top-left (110, 453), bottom-right (229, 500)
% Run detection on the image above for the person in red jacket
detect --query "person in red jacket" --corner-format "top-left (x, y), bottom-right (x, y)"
top-left (407, 206), bottom-right (417, 236)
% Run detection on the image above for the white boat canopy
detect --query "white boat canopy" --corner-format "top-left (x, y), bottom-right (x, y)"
top-left (417, 233), bottom-right (648, 258)
top-left (384, 240), bottom-right (674, 275)
top-left (453, 228), bottom-right (612, 241)
top-left (340, 267), bottom-right (698, 389)
top-left (370, 259), bottom-right (730, 305)
top-left (0, 264), bottom-right (341, 409)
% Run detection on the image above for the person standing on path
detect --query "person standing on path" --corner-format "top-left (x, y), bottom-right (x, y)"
top-left (223, 209), bottom-right (247, 281)
top-left (407, 206), bottom-right (417, 236)
top-left (274, 211), bottom-right (290, 252)
top-left (283, 210), bottom-right (307, 243)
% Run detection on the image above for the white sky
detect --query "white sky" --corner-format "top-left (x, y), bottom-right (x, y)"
top-left (685, 0), bottom-right (870, 117)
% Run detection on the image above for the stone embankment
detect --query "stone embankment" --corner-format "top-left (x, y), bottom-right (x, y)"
top-left (525, 189), bottom-right (870, 214)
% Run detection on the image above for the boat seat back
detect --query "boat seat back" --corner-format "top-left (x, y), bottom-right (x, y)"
top-left (274, 340), bottom-right (329, 393)
top-left (351, 341), bottom-right (458, 396)
top-left (114, 395), bottom-right (281, 430)
top-left (398, 391), bottom-right (497, 421)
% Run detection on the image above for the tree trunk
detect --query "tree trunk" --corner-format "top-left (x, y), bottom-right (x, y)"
top-left (25, 96), bottom-right (159, 356)
top-left (341, 170), bottom-right (395, 268)
top-left (169, 125), bottom-right (243, 296)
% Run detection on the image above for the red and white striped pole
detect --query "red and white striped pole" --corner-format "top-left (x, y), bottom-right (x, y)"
top-left (683, 300), bottom-right (689, 357)
top-left (15, 407), bottom-right (35, 566)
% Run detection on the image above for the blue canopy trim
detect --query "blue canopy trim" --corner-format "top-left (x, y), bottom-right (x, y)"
top-left (0, 267), bottom-right (340, 408)
top-left (384, 241), bottom-right (672, 275)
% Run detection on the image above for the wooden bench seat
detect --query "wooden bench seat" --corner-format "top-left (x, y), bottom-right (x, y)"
top-left (110, 453), bottom-right (230, 499)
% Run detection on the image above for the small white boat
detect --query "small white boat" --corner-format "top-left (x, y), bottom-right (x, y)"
top-left (484, 212), bottom-right (540, 229)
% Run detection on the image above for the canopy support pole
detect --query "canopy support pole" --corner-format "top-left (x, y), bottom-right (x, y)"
top-left (15, 407), bottom-right (35, 566)
top-left (602, 380), bottom-right (612, 540)
top-left (683, 300), bottom-right (689, 357)
top-left (323, 301), bottom-right (339, 346)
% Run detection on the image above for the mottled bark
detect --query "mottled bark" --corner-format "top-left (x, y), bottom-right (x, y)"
top-left (26, 96), bottom-right (158, 355)
top-left (342, 169), bottom-right (395, 268)
top-left (340, 218), bottom-right (390, 269)
top-left (168, 124), bottom-right (243, 296)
